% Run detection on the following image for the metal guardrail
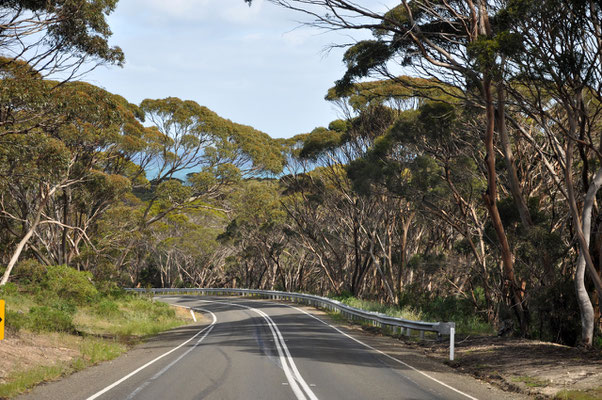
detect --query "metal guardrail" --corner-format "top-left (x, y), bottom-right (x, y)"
top-left (127, 287), bottom-right (456, 360)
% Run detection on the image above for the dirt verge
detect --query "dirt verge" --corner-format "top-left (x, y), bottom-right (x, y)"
top-left (394, 334), bottom-right (602, 399)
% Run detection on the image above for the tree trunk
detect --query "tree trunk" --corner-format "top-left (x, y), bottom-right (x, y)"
top-left (573, 167), bottom-right (602, 346)
top-left (482, 78), bottom-right (529, 335)
top-left (497, 83), bottom-right (533, 228)
top-left (1, 186), bottom-right (52, 285)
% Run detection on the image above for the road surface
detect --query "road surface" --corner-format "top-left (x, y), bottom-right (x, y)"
top-left (19, 296), bottom-right (527, 400)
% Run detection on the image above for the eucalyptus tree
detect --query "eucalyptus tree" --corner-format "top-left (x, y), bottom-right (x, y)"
top-left (497, 0), bottom-right (602, 346)
top-left (260, 0), bottom-right (532, 333)
top-left (103, 98), bottom-right (286, 275)
top-left (218, 179), bottom-right (291, 290)
top-left (0, 0), bottom-right (124, 136)
top-left (0, 81), bottom-right (148, 285)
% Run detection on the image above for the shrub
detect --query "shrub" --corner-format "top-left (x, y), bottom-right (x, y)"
top-left (27, 306), bottom-right (74, 333)
top-left (5, 310), bottom-right (28, 332)
top-left (43, 265), bottom-right (98, 305)
top-left (48, 299), bottom-right (77, 315)
top-left (0, 282), bottom-right (19, 296)
top-left (95, 280), bottom-right (125, 298)
top-left (14, 260), bottom-right (46, 286)
top-left (94, 299), bottom-right (120, 317)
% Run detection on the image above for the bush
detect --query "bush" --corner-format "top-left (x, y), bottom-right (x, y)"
top-left (0, 282), bottom-right (19, 297)
top-left (5, 310), bottom-right (28, 332)
top-left (94, 299), bottom-right (120, 317)
top-left (95, 280), bottom-right (125, 298)
top-left (14, 260), bottom-right (46, 286)
top-left (48, 299), bottom-right (77, 315)
top-left (27, 306), bottom-right (74, 333)
top-left (43, 265), bottom-right (98, 305)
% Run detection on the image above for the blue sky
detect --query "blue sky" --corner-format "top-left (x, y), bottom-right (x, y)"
top-left (84, 0), bottom-right (394, 139)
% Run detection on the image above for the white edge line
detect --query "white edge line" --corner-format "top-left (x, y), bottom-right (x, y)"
top-left (85, 304), bottom-right (216, 400)
top-left (274, 301), bottom-right (479, 400)
top-left (125, 309), bottom-right (216, 400)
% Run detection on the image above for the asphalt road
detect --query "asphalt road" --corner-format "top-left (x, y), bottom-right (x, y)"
top-left (18, 296), bottom-right (527, 400)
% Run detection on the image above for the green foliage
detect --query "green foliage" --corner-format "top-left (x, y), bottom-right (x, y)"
top-left (528, 278), bottom-right (581, 345)
top-left (299, 127), bottom-right (343, 160)
top-left (26, 306), bottom-right (75, 333)
top-left (5, 310), bottom-right (28, 331)
top-left (398, 288), bottom-right (494, 335)
top-left (43, 265), bottom-right (99, 305)
top-left (94, 299), bottom-right (120, 317)
top-left (554, 387), bottom-right (602, 400)
top-left (335, 40), bottom-right (393, 94)
top-left (13, 259), bottom-right (47, 286)
top-left (331, 295), bottom-right (424, 322)
top-left (0, 364), bottom-right (69, 399)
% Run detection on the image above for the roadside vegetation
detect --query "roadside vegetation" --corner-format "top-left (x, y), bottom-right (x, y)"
top-left (0, 262), bottom-right (189, 398)
top-left (332, 293), bottom-right (495, 336)
top-left (1, 1), bottom-right (602, 395)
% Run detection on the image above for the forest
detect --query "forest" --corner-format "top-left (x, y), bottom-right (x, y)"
top-left (1, 0), bottom-right (602, 349)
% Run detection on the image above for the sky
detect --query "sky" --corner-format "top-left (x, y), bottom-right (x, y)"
top-left (83, 0), bottom-right (394, 140)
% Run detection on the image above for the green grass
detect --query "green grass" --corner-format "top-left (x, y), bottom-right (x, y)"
top-left (0, 271), bottom-right (190, 399)
top-left (555, 388), bottom-right (602, 400)
top-left (512, 375), bottom-right (549, 388)
top-left (74, 296), bottom-right (187, 338)
top-left (331, 295), bottom-right (494, 336)
top-left (334, 296), bottom-right (423, 321)
top-left (0, 365), bottom-right (69, 398)
top-left (0, 337), bottom-right (127, 398)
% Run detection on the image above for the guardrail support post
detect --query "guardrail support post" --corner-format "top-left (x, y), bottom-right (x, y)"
top-left (449, 325), bottom-right (455, 361)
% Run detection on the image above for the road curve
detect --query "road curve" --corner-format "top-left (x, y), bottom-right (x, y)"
top-left (18, 296), bottom-right (526, 400)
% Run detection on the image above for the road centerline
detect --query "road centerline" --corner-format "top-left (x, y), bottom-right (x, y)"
top-left (276, 301), bottom-right (479, 400)
top-left (195, 298), bottom-right (319, 400)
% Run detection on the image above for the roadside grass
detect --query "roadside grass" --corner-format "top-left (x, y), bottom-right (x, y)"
top-left (554, 387), bottom-right (602, 400)
top-left (511, 375), bottom-right (549, 388)
top-left (0, 336), bottom-right (127, 399)
top-left (0, 263), bottom-right (191, 398)
top-left (74, 296), bottom-right (187, 339)
top-left (331, 295), bottom-right (494, 336)
top-left (0, 365), bottom-right (68, 399)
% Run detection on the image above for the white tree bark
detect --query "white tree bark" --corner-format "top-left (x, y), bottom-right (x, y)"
top-left (574, 167), bottom-right (602, 346)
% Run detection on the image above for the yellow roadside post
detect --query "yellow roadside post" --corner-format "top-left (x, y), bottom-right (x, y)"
top-left (0, 299), bottom-right (4, 340)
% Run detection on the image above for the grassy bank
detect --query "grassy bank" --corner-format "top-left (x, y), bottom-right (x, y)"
top-left (331, 294), bottom-right (494, 336)
top-left (0, 264), bottom-right (190, 398)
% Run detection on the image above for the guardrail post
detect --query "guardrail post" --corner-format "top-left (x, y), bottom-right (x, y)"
top-left (449, 325), bottom-right (455, 361)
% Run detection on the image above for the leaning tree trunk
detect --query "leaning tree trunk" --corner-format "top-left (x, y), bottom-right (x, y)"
top-left (0, 185), bottom-right (54, 285)
top-left (573, 167), bottom-right (602, 346)
top-left (565, 131), bottom-right (602, 346)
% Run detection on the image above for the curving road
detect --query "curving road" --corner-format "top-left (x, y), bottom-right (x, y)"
top-left (19, 296), bottom-right (527, 400)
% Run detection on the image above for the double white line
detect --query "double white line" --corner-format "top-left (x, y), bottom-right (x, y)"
top-left (199, 299), bottom-right (319, 400)
top-left (86, 299), bottom-right (317, 400)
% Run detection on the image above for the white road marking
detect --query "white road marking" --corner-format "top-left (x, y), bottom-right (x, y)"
top-left (190, 309), bottom-right (197, 322)
top-left (281, 302), bottom-right (479, 400)
top-left (85, 308), bottom-right (217, 400)
top-left (126, 308), bottom-right (217, 399)
top-left (195, 299), bottom-right (319, 400)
